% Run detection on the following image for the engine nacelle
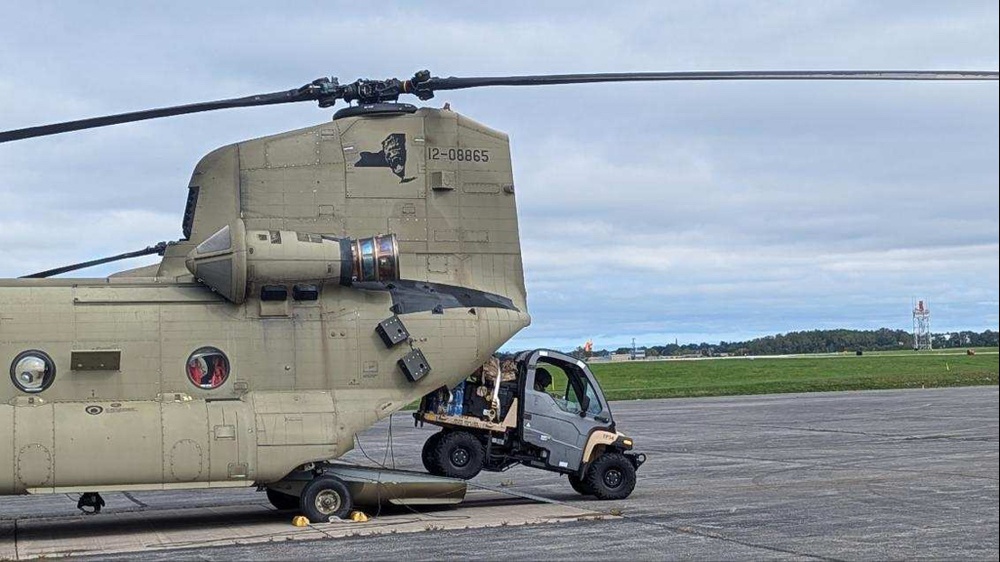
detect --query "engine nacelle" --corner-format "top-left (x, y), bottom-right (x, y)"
top-left (185, 220), bottom-right (399, 303)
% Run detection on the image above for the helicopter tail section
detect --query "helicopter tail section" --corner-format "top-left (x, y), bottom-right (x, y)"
top-left (159, 107), bottom-right (527, 318)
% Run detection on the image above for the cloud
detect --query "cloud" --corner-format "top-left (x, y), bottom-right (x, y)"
top-left (1, 1), bottom-right (996, 350)
top-left (0, 209), bottom-right (177, 277)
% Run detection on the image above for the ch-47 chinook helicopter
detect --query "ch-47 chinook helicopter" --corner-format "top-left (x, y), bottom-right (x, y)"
top-left (1, 69), bottom-right (997, 522)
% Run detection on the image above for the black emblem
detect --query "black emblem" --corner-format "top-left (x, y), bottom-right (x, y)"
top-left (355, 133), bottom-right (415, 183)
top-left (77, 491), bottom-right (106, 514)
top-left (85, 405), bottom-right (103, 415)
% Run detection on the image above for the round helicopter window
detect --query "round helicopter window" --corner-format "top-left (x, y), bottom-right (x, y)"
top-left (186, 347), bottom-right (230, 390)
top-left (10, 350), bottom-right (56, 393)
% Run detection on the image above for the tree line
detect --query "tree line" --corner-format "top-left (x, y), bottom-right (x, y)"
top-left (590, 328), bottom-right (999, 358)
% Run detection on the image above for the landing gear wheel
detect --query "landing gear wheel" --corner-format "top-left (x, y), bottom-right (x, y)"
top-left (299, 475), bottom-right (353, 522)
top-left (422, 431), bottom-right (445, 475)
top-left (568, 473), bottom-right (594, 496)
top-left (266, 488), bottom-right (299, 510)
top-left (434, 430), bottom-right (485, 479)
top-left (584, 452), bottom-right (636, 500)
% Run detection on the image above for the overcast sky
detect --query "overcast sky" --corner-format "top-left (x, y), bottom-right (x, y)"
top-left (1, 1), bottom-right (997, 351)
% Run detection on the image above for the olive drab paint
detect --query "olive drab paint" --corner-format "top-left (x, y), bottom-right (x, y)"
top-left (0, 107), bottom-right (530, 495)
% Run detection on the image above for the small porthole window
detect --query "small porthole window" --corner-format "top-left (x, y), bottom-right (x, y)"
top-left (186, 347), bottom-right (230, 390)
top-left (10, 350), bottom-right (56, 393)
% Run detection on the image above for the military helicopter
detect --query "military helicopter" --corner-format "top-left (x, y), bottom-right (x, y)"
top-left (1, 69), bottom-right (996, 522)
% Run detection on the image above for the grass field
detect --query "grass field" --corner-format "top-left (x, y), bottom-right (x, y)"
top-left (587, 349), bottom-right (999, 400)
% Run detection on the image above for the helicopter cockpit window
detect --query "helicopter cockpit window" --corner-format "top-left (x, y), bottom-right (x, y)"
top-left (195, 224), bottom-right (231, 254)
top-left (10, 350), bottom-right (56, 393)
top-left (186, 347), bottom-right (230, 390)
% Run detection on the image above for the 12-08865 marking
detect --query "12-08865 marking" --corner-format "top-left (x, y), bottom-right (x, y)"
top-left (427, 147), bottom-right (490, 163)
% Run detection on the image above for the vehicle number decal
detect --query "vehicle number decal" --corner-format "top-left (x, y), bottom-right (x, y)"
top-left (427, 147), bottom-right (490, 163)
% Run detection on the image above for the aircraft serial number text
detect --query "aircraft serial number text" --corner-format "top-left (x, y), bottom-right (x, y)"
top-left (427, 147), bottom-right (491, 163)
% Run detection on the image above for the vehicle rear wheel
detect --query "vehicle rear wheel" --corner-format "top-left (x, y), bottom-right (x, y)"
top-left (567, 473), bottom-right (594, 496)
top-left (422, 431), bottom-right (445, 475)
top-left (433, 430), bottom-right (485, 479)
top-left (299, 475), bottom-right (353, 522)
top-left (584, 451), bottom-right (636, 500)
top-left (266, 488), bottom-right (300, 510)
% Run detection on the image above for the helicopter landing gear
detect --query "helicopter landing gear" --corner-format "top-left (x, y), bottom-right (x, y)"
top-left (77, 492), bottom-right (106, 514)
top-left (299, 475), bottom-right (353, 523)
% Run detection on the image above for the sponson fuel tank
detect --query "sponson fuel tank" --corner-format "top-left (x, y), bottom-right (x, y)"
top-left (185, 219), bottom-right (400, 304)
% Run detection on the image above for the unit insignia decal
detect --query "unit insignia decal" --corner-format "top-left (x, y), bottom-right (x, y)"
top-left (355, 133), bottom-right (415, 183)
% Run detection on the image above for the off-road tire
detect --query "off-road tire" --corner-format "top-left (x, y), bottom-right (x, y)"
top-left (434, 430), bottom-right (485, 479)
top-left (568, 473), bottom-right (594, 496)
top-left (299, 475), bottom-right (353, 522)
top-left (421, 431), bottom-right (445, 475)
top-left (584, 451), bottom-right (636, 500)
top-left (266, 488), bottom-right (300, 510)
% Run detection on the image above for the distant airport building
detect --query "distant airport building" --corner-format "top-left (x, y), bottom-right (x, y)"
top-left (608, 349), bottom-right (646, 361)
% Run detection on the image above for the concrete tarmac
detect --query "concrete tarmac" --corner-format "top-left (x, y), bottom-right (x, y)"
top-left (1, 386), bottom-right (997, 560)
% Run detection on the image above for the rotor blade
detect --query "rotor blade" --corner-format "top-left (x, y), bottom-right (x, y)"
top-left (0, 88), bottom-right (311, 143)
top-left (426, 70), bottom-right (999, 91)
top-left (20, 241), bottom-right (169, 278)
top-left (3, 70), bottom-right (995, 143)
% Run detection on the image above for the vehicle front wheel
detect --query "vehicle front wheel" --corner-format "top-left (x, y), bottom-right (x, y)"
top-left (299, 475), bottom-right (353, 522)
top-left (434, 430), bottom-right (485, 479)
top-left (584, 451), bottom-right (636, 500)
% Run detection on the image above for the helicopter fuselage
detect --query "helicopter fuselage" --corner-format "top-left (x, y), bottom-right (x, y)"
top-left (0, 107), bottom-right (530, 494)
top-left (0, 277), bottom-right (526, 493)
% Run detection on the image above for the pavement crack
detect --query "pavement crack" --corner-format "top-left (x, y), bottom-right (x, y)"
top-left (627, 515), bottom-right (844, 561)
top-left (758, 424), bottom-right (887, 438)
top-left (122, 492), bottom-right (150, 508)
top-left (638, 447), bottom-right (806, 466)
top-left (897, 434), bottom-right (998, 443)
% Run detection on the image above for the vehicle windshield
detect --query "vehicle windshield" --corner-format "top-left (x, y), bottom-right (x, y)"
top-left (535, 358), bottom-right (603, 417)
